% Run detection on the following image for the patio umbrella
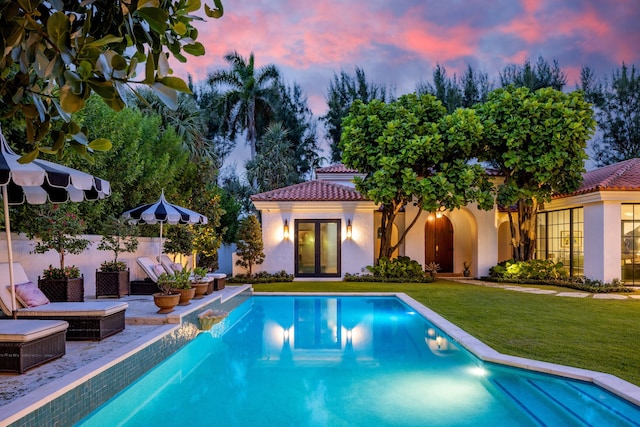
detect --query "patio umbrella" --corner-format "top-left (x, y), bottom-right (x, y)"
top-left (121, 191), bottom-right (207, 259)
top-left (0, 126), bottom-right (111, 318)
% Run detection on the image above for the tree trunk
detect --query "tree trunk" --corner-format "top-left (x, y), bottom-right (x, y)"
top-left (509, 199), bottom-right (538, 261)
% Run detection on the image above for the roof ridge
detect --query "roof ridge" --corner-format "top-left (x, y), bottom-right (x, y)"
top-left (596, 158), bottom-right (640, 190)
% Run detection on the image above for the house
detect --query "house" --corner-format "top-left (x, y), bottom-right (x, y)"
top-left (250, 160), bottom-right (640, 284)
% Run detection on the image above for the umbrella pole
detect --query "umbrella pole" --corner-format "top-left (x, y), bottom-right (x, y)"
top-left (159, 221), bottom-right (163, 261)
top-left (2, 186), bottom-right (17, 319)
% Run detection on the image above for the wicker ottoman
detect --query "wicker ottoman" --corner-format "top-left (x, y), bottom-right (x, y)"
top-left (0, 320), bottom-right (68, 374)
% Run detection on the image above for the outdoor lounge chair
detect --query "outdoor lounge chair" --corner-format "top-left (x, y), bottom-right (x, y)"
top-left (130, 256), bottom-right (170, 295)
top-left (0, 319), bottom-right (68, 374)
top-left (0, 263), bottom-right (127, 341)
top-left (157, 254), bottom-right (181, 274)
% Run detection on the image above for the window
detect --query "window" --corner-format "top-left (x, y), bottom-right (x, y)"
top-left (536, 207), bottom-right (584, 277)
top-left (295, 220), bottom-right (341, 277)
top-left (621, 204), bottom-right (640, 284)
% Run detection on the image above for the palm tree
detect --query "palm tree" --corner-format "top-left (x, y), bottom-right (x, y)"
top-left (207, 51), bottom-right (280, 160)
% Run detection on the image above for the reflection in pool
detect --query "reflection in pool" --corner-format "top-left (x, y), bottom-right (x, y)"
top-left (77, 296), bottom-right (640, 427)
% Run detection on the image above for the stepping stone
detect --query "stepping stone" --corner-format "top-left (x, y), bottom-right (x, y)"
top-left (504, 287), bottom-right (556, 294)
top-left (592, 294), bottom-right (627, 300)
top-left (556, 292), bottom-right (590, 298)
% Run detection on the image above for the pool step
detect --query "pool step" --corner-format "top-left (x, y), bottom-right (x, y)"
top-left (491, 376), bottom-right (640, 427)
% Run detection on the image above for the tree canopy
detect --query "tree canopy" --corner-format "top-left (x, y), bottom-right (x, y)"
top-left (0, 0), bottom-right (224, 161)
top-left (340, 93), bottom-right (494, 258)
top-left (475, 85), bottom-right (596, 261)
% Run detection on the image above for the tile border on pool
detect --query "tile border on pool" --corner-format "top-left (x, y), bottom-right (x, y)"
top-left (257, 291), bottom-right (640, 407)
top-left (3, 286), bottom-right (252, 427)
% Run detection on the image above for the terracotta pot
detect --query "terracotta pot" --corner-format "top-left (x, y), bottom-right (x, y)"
top-left (171, 287), bottom-right (196, 306)
top-left (191, 282), bottom-right (208, 299)
top-left (153, 292), bottom-right (180, 314)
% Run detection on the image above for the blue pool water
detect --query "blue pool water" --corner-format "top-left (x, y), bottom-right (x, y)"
top-left (77, 296), bottom-right (640, 426)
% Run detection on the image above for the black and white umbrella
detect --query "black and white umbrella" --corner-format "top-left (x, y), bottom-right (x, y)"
top-left (0, 127), bottom-right (111, 317)
top-left (121, 191), bottom-right (207, 259)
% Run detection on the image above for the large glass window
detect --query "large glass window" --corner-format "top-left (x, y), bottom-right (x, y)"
top-left (295, 220), bottom-right (341, 277)
top-left (536, 207), bottom-right (584, 277)
top-left (621, 204), bottom-right (640, 284)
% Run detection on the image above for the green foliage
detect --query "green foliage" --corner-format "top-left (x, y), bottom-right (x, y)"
top-left (228, 270), bottom-right (294, 283)
top-left (322, 66), bottom-right (389, 162)
top-left (156, 272), bottom-right (177, 295)
top-left (42, 265), bottom-right (80, 280)
top-left (171, 268), bottom-right (192, 289)
top-left (343, 273), bottom-right (433, 283)
top-left (97, 216), bottom-right (139, 266)
top-left (340, 93), bottom-right (494, 258)
top-left (192, 225), bottom-right (222, 271)
top-left (24, 204), bottom-right (90, 272)
top-left (163, 226), bottom-right (193, 260)
top-left (581, 63), bottom-right (640, 166)
top-left (0, 0), bottom-right (224, 159)
top-left (476, 85), bottom-right (596, 260)
top-left (366, 256), bottom-right (426, 279)
top-left (499, 56), bottom-right (567, 91)
top-left (192, 267), bottom-right (209, 282)
top-left (416, 64), bottom-right (493, 113)
top-left (424, 262), bottom-right (441, 278)
top-left (489, 259), bottom-right (569, 280)
top-left (235, 215), bottom-right (265, 275)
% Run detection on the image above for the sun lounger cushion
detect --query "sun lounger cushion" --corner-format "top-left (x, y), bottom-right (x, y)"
top-left (0, 319), bottom-right (68, 374)
top-left (12, 282), bottom-right (50, 307)
top-left (0, 319), bottom-right (68, 343)
top-left (17, 301), bottom-right (128, 317)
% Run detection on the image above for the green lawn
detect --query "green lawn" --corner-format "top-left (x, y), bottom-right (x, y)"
top-left (253, 280), bottom-right (640, 386)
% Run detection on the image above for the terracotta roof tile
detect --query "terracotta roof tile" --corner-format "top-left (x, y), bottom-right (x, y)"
top-left (315, 164), bottom-right (360, 174)
top-left (557, 158), bottom-right (640, 197)
top-left (251, 180), bottom-right (368, 202)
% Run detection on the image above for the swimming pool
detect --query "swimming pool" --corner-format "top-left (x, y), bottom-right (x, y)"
top-left (77, 295), bottom-right (640, 426)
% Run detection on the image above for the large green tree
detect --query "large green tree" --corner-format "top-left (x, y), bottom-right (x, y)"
top-left (581, 63), bottom-right (640, 166)
top-left (340, 93), bottom-right (494, 259)
top-left (207, 51), bottom-right (279, 160)
top-left (0, 0), bottom-right (224, 160)
top-left (416, 64), bottom-right (492, 113)
top-left (475, 86), bottom-right (596, 261)
top-left (322, 67), bottom-right (389, 163)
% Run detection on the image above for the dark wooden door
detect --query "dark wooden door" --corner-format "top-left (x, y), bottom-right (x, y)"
top-left (425, 216), bottom-right (454, 273)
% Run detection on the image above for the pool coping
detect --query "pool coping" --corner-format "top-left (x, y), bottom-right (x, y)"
top-left (257, 291), bottom-right (640, 407)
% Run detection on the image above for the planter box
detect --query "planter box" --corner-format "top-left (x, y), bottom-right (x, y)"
top-left (96, 270), bottom-right (130, 298)
top-left (38, 276), bottom-right (84, 302)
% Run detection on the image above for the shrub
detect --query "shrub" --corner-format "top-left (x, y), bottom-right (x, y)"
top-left (227, 270), bottom-right (294, 284)
top-left (367, 256), bottom-right (426, 279)
top-left (489, 259), bottom-right (568, 280)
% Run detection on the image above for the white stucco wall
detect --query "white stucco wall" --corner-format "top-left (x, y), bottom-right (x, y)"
top-left (583, 201), bottom-right (621, 282)
top-left (0, 234), bottom-right (192, 298)
top-left (253, 201), bottom-right (378, 279)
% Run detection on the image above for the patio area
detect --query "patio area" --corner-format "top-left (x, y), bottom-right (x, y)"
top-left (0, 285), bottom-right (252, 425)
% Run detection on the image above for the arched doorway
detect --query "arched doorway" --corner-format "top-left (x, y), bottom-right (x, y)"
top-left (425, 215), bottom-right (454, 273)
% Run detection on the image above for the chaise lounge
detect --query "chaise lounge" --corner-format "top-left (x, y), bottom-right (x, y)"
top-left (0, 319), bottom-right (68, 374)
top-left (129, 256), bottom-right (169, 295)
top-left (0, 263), bottom-right (128, 341)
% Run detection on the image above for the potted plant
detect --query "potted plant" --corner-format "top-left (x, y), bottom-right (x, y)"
top-left (463, 261), bottom-right (471, 277)
top-left (26, 205), bottom-right (90, 302)
top-left (96, 216), bottom-right (139, 298)
top-left (425, 262), bottom-right (441, 280)
top-left (191, 266), bottom-right (210, 299)
top-left (153, 272), bottom-right (181, 314)
top-left (170, 269), bottom-right (195, 305)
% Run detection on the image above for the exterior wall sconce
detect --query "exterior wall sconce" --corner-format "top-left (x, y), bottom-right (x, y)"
top-left (283, 219), bottom-right (290, 240)
top-left (346, 219), bottom-right (352, 239)
top-left (435, 206), bottom-right (446, 219)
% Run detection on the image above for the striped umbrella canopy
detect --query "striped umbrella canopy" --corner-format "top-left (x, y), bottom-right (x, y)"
top-left (0, 127), bottom-right (111, 318)
top-left (121, 191), bottom-right (207, 259)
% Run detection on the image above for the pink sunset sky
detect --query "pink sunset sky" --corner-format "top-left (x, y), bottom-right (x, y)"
top-left (172, 0), bottom-right (640, 117)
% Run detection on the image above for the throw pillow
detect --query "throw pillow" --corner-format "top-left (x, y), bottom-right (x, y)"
top-left (153, 264), bottom-right (166, 277)
top-left (12, 282), bottom-right (50, 307)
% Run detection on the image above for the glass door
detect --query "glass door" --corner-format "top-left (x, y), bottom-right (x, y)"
top-left (295, 220), bottom-right (341, 277)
